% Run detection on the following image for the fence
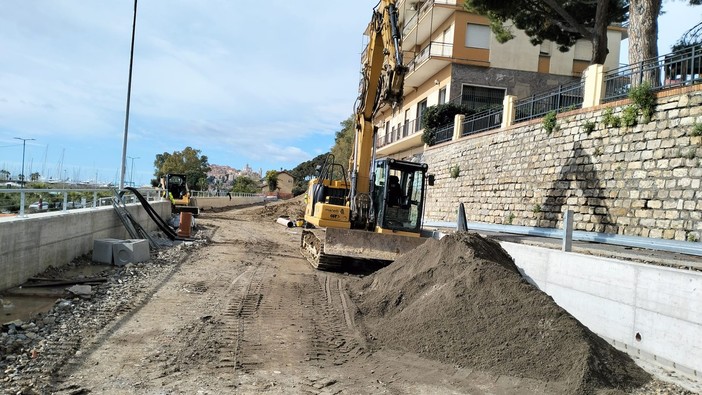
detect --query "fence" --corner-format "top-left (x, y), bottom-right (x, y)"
top-left (603, 44), bottom-right (702, 102)
top-left (514, 81), bottom-right (584, 123)
top-left (190, 190), bottom-right (260, 198)
top-left (0, 187), bottom-right (163, 217)
top-left (462, 106), bottom-right (503, 137)
top-left (381, 47), bottom-right (701, 149)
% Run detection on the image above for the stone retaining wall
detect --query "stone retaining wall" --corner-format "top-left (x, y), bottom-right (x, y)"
top-left (424, 85), bottom-right (702, 241)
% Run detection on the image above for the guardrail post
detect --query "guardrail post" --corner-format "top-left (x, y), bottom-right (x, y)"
top-left (93, 191), bottom-right (98, 208)
top-left (18, 190), bottom-right (26, 217)
top-left (582, 64), bottom-right (605, 108)
top-left (63, 191), bottom-right (68, 211)
top-left (562, 209), bottom-right (574, 252)
top-left (452, 114), bottom-right (465, 141)
top-left (501, 95), bottom-right (517, 128)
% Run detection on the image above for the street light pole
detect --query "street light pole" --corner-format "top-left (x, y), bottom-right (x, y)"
top-left (13, 137), bottom-right (35, 188)
top-left (120, 0), bottom-right (138, 190)
top-left (128, 156), bottom-right (139, 187)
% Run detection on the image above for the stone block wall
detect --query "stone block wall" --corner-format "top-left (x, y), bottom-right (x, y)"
top-left (424, 86), bottom-right (702, 241)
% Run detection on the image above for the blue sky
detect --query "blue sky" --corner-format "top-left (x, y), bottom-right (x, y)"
top-left (0, 1), bottom-right (700, 186)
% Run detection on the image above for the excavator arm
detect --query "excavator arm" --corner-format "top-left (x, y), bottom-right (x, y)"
top-left (350, 0), bottom-right (407, 227)
top-left (301, 1), bottom-right (430, 271)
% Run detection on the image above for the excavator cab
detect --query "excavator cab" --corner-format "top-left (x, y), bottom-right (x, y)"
top-left (373, 158), bottom-right (428, 236)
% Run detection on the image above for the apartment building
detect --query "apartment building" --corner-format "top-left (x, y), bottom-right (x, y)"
top-left (374, 0), bottom-right (626, 160)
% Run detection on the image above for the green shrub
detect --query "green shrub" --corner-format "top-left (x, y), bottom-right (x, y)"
top-left (421, 103), bottom-right (476, 145)
top-left (628, 82), bottom-right (655, 123)
top-left (582, 120), bottom-right (596, 134)
top-left (621, 105), bottom-right (638, 127)
top-left (450, 164), bottom-right (460, 178)
top-left (691, 123), bottom-right (702, 137)
top-left (542, 111), bottom-right (558, 135)
top-left (602, 108), bottom-right (621, 128)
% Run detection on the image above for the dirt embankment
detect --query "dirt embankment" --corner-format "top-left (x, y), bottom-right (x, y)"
top-left (348, 232), bottom-right (651, 395)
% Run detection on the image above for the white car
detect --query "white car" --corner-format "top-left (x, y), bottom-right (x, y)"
top-left (28, 201), bottom-right (50, 211)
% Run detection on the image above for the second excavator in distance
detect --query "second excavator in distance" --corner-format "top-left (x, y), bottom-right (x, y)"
top-left (301, 0), bottom-right (431, 271)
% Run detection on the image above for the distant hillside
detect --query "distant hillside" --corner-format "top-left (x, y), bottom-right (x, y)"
top-left (208, 164), bottom-right (260, 185)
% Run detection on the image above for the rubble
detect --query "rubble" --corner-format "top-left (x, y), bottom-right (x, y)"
top-left (0, 232), bottom-right (209, 394)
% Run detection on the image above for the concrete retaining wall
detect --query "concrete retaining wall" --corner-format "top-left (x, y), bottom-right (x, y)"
top-left (191, 196), bottom-right (265, 211)
top-left (0, 202), bottom-right (170, 291)
top-left (502, 242), bottom-right (702, 376)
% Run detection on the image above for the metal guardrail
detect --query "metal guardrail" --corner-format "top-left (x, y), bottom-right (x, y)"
top-left (603, 44), bottom-right (702, 103)
top-left (514, 81), bottom-right (584, 123)
top-left (0, 187), bottom-right (163, 217)
top-left (424, 220), bottom-right (702, 258)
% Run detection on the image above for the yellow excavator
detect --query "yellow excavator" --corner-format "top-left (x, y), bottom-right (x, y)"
top-left (301, 0), bottom-right (430, 271)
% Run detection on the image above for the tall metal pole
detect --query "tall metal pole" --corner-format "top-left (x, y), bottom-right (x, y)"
top-left (14, 137), bottom-right (35, 188)
top-left (120, 0), bottom-right (138, 190)
top-left (128, 156), bottom-right (139, 187)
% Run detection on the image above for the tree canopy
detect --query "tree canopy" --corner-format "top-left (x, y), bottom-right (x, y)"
top-left (288, 153), bottom-right (329, 196)
top-left (265, 170), bottom-right (279, 192)
top-left (231, 175), bottom-right (260, 194)
top-left (330, 116), bottom-right (355, 170)
top-left (153, 147), bottom-right (211, 190)
top-left (465, 0), bottom-right (627, 64)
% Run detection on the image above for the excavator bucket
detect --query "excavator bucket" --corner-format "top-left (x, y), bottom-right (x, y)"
top-left (301, 227), bottom-right (428, 272)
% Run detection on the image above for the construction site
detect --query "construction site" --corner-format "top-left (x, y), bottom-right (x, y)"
top-left (0, 194), bottom-right (699, 394)
top-left (2, 0), bottom-right (702, 394)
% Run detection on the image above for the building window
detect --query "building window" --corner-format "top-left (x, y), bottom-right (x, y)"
top-left (461, 85), bottom-right (505, 111)
top-left (416, 99), bottom-right (428, 129)
top-left (438, 87), bottom-right (447, 104)
top-left (465, 23), bottom-right (490, 49)
top-left (574, 39), bottom-right (592, 61)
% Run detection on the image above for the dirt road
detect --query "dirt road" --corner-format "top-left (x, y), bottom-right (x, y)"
top-left (7, 205), bottom-right (559, 395)
top-left (0, 203), bottom-right (692, 394)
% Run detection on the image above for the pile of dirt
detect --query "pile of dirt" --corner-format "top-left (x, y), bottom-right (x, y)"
top-left (348, 232), bottom-right (650, 394)
top-left (253, 195), bottom-right (306, 220)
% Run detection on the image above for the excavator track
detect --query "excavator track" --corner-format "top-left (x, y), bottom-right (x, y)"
top-left (300, 229), bottom-right (388, 272)
top-left (300, 228), bottom-right (426, 273)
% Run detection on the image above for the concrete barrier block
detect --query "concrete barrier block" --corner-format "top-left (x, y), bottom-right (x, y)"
top-left (92, 238), bottom-right (122, 264)
top-left (113, 239), bottom-right (150, 266)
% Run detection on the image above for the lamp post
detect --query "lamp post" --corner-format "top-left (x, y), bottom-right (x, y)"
top-left (120, 0), bottom-right (138, 190)
top-left (13, 137), bottom-right (35, 188)
top-left (128, 156), bottom-right (139, 187)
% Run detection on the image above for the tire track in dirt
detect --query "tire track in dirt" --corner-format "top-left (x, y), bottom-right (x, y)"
top-left (46, 252), bottom-right (193, 392)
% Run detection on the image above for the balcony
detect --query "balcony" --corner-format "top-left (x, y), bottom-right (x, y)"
top-left (401, 0), bottom-right (457, 51)
top-left (376, 119), bottom-right (424, 156)
top-left (405, 41), bottom-right (453, 87)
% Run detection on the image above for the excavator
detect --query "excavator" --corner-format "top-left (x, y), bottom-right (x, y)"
top-left (301, 0), bottom-right (430, 271)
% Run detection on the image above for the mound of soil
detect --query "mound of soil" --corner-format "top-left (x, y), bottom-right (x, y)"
top-left (252, 195), bottom-right (306, 220)
top-left (348, 232), bottom-right (650, 394)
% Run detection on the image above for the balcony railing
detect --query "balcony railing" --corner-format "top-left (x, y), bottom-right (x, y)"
top-left (402, 0), bottom-right (459, 37)
top-left (376, 119), bottom-right (422, 148)
top-left (407, 41), bottom-right (453, 73)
